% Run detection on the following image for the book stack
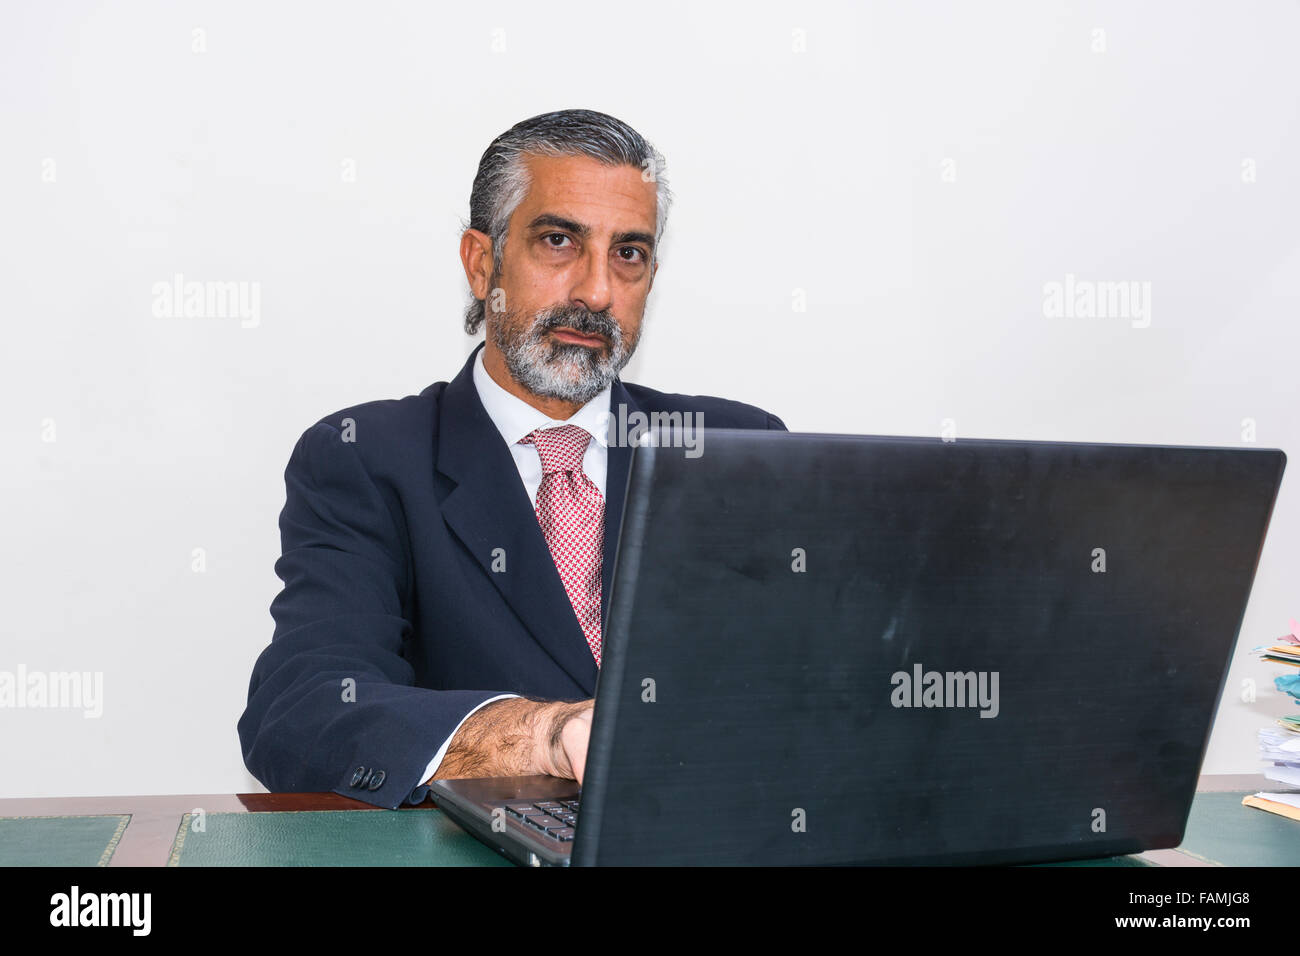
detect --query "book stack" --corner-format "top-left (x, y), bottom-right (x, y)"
top-left (1245, 621), bottom-right (1300, 821)
top-left (1261, 629), bottom-right (1300, 669)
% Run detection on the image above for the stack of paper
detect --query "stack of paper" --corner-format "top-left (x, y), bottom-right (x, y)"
top-left (1243, 791), bottom-right (1300, 822)
top-left (1258, 727), bottom-right (1300, 787)
top-left (1262, 638), bottom-right (1300, 668)
top-left (1247, 621), bottom-right (1300, 821)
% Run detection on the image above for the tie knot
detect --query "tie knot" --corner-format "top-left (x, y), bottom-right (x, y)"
top-left (519, 424), bottom-right (592, 475)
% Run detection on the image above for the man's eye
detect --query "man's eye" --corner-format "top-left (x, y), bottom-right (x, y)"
top-left (544, 234), bottom-right (572, 249)
top-left (618, 247), bottom-right (647, 263)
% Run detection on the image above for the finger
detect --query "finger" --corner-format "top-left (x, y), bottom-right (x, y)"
top-left (563, 715), bottom-right (591, 786)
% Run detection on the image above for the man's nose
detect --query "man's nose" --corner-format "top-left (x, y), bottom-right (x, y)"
top-left (569, 249), bottom-right (613, 315)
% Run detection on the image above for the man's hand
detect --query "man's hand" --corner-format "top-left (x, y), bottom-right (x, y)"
top-left (426, 697), bottom-right (594, 784)
top-left (535, 700), bottom-right (594, 785)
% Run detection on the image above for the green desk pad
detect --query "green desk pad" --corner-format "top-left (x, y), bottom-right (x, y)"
top-left (1037, 854), bottom-right (1152, 867)
top-left (1042, 790), bottom-right (1298, 867)
top-left (161, 812), bottom-right (1157, 867)
top-left (168, 809), bottom-right (510, 867)
top-left (0, 814), bottom-right (130, 867)
top-left (163, 790), bottom-right (1299, 867)
top-left (1175, 791), bottom-right (1299, 866)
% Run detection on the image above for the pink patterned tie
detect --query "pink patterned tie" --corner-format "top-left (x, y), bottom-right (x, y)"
top-left (518, 425), bottom-right (604, 666)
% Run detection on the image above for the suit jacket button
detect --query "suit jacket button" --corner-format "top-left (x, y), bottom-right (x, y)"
top-left (350, 767), bottom-right (367, 788)
top-left (367, 770), bottom-right (386, 790)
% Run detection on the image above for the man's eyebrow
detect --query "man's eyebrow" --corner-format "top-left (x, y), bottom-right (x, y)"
top-left (527, 213), bottom-right (589, 237)
top-left (611, 229), bottom-right (656, 248)
top-left (527, 213), bottom-right (655, 249)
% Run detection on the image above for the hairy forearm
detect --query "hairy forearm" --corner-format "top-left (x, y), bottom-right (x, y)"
top-left (426, 697), bottom-right (589, 782)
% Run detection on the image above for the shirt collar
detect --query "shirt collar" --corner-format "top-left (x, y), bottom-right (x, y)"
top-left (472, 347), bottom-right (612, 448)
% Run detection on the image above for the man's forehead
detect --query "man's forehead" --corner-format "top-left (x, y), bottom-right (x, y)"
top-left (516, 153), bottom-right (656, 234)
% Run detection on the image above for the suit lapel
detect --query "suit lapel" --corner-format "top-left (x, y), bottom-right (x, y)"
top-left (435, 345), bottom-right (599, 695)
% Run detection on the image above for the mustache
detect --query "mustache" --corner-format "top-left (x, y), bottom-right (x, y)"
top-left (536, 307), bottom-right (620, 341)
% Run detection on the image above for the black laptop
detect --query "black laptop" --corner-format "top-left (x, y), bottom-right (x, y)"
top-left (430, 430), bottom-right (1285, 866)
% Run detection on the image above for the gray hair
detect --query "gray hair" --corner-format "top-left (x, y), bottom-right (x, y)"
top-left (462, 108), bottom-right (672, 335)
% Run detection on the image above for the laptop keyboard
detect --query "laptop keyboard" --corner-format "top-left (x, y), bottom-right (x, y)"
top-left (503, 798), bottom-right (580, 842)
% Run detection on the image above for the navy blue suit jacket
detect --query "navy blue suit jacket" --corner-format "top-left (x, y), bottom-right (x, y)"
top-left (238, 343), bottom-right (787, 808)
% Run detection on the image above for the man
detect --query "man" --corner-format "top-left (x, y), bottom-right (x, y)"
top-left (238, 108), bottom-right (787, 810)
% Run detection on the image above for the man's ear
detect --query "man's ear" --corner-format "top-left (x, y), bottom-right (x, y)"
top-left (460, 229), bottom-right (494, 300)
top-left (648, 258), bottom-right (658, 292)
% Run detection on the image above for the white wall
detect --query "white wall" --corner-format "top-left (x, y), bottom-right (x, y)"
top-left (2, 0), bottom-right (1296, 798)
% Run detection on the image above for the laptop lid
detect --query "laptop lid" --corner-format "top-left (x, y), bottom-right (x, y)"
top-left (572, 431), bottom-right (1285, 865)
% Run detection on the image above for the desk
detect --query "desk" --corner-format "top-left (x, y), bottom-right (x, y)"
top-left (1, 774), bottom-right (1293, 866)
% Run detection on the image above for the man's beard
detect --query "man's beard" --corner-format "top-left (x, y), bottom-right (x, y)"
top-left (490, 300), bottom-right (638, 406)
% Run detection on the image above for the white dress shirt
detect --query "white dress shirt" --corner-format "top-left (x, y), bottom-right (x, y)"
top-left (417, 349), bottom-right (612, 787)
